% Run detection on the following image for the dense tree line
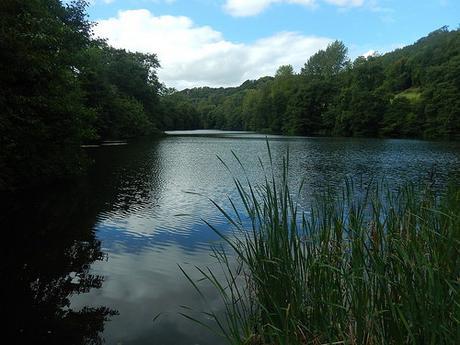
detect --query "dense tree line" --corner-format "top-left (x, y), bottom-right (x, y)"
top-left (0, 0), bottom-right (194, 189)
top-left (179, 27), bottom-right (460, 139)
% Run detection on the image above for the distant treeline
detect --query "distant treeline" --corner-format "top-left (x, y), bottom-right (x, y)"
top-left (173, 27), bottom-right (460, 139)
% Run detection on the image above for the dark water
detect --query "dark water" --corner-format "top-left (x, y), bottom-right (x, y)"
top-left (2, 131), bottom-right (460, 345)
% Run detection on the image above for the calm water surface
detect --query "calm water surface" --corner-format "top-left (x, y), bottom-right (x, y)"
top-left (2, 131), bottom-right (460, 345)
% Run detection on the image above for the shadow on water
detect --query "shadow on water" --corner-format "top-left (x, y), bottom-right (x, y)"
top-left (0, 138), bottom-right (168, 344)
top-left (0, 138), bottom-right (226, 345)
top-left (0, 180), bottom-right (118, 345)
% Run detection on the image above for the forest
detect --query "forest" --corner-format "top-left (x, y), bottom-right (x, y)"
top-left (0, 0), bottom-right (169, 188)
top-left (176, 28), bottom-right (460, 139)
top-left (0, 0), bottom-right (459, 189)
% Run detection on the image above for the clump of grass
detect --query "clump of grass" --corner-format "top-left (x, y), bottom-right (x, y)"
top-left (182, 145), bottom-right (460, 345)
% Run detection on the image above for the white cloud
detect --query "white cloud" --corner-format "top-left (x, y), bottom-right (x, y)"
top-left (324, 0), bottom-right (364, 6)
top-left (223, 0), bottom-right (364, 17)
top-left (94, 9), bottom-right (332, 89)
top-left (81, 0), bottom-right (176, 5)
top-left (348, 42), bottom-right (406, 61)
top-left (150, 0), bottom-right (177, 3)
top-left (224, 0), bottom-right (314, 17)
top-left (362, 49), bottom-right (377, 58)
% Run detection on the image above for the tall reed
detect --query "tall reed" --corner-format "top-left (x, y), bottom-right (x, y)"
top-left (182, 146), bottom-right (460, 345)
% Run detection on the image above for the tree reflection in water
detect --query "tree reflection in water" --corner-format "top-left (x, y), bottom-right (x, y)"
top-left (1, 183), bottom-right (118, 345)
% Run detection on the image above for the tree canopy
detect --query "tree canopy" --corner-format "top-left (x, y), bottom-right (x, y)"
top-left (177, 27), bottom-right (460, 139)
top-left (0, 0), bottom-right (170, 189)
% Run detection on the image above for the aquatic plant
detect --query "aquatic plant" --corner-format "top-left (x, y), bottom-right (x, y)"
top-left (182, 145), bottom-right (460, 345)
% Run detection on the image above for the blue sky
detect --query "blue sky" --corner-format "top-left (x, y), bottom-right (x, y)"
top-left (85, 0), bottom-right (459, 89)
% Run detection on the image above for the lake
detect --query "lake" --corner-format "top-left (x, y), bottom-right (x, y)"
top-left (2, 130), bottom-right (460, 345)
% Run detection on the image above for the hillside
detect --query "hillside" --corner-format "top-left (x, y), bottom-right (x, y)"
top-left (168, 27), bottom-right (460, 139)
